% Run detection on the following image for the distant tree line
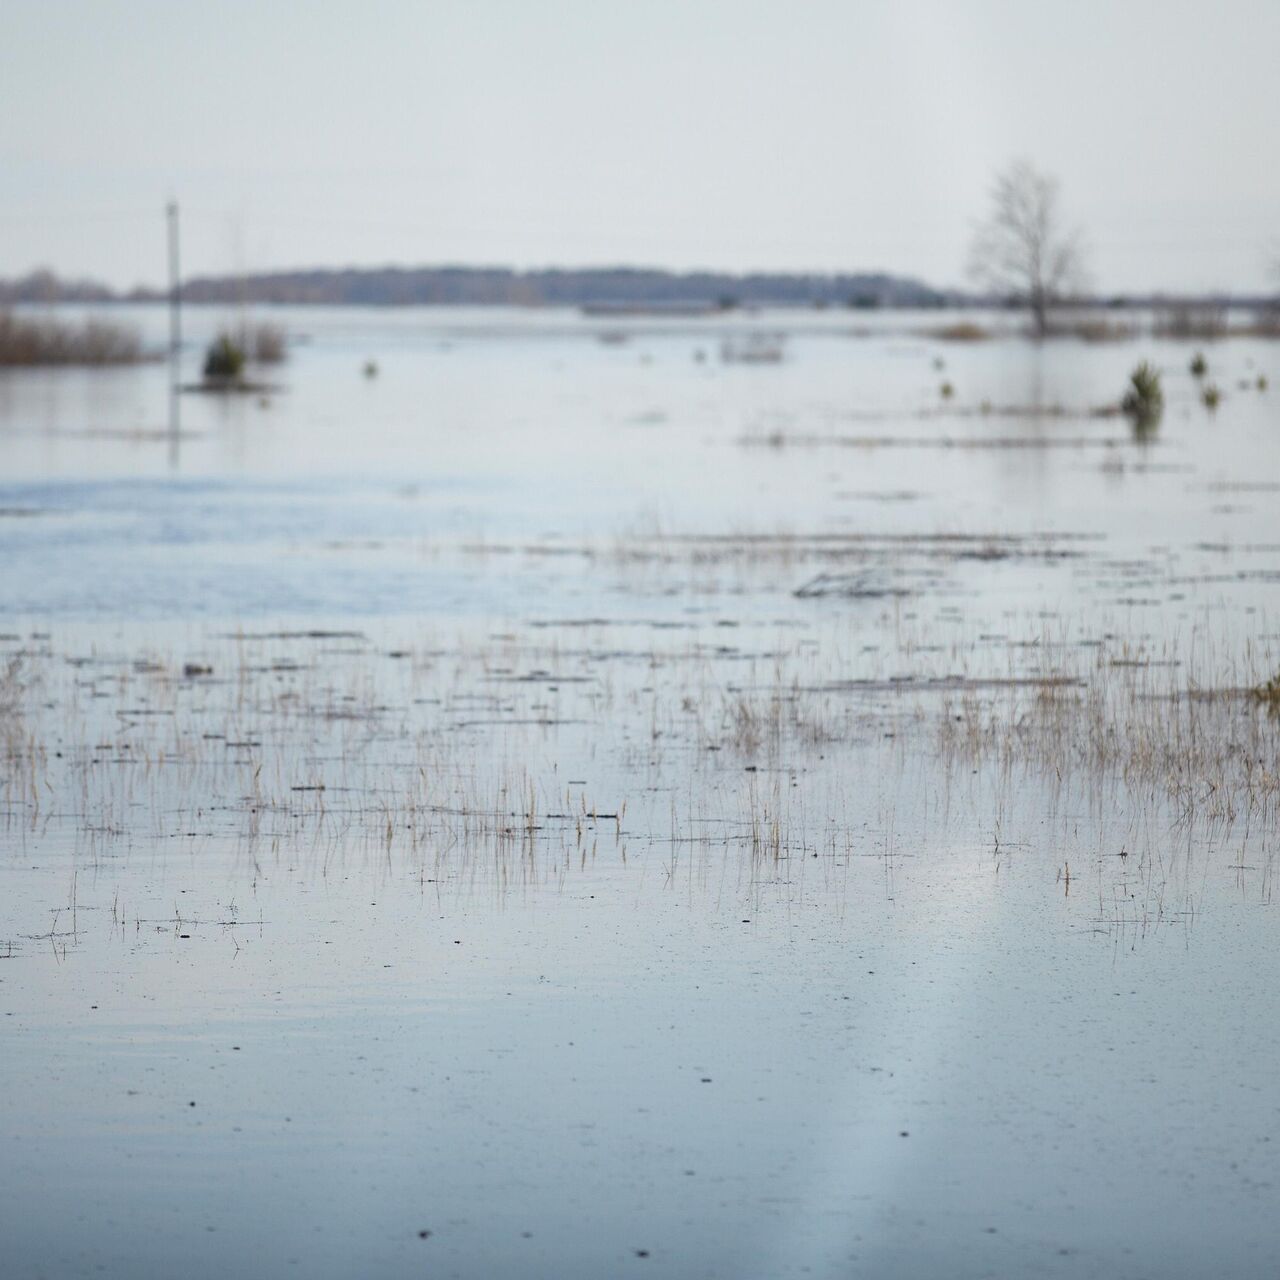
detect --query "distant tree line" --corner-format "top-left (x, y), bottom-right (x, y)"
top-left (0, 269), bottom-right (116, 304)
top-left (3, 254), bottom-right (1275, 318)
top-left (163, 266), bottom-right (953, 309)
top-left (0, 266), bottom-right (949, 309)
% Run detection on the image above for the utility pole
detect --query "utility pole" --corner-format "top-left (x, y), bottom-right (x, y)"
top-left (167, 200), bottom-right (181, 460)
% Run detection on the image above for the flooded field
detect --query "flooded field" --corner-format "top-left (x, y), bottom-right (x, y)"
top-left (3, 306), bottom-right (1280, 1278)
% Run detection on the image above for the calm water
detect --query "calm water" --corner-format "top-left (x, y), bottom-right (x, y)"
top-left (2, 306), bottom-right (1279, 1278)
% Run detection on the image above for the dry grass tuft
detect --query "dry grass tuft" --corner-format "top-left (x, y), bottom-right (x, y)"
top-left (1255, 672), bottom-right (1280, 711)
top-left (928, 321), bottom-right (991, 341)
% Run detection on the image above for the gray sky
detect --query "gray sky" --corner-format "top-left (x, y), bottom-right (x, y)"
top-left (2, 0), bottom-right (1277, 293)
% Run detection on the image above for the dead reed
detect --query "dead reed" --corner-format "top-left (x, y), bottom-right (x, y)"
top-left (0, 310), bottom-right (147, 366)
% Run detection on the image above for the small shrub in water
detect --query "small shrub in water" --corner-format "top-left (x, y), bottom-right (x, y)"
top-left (1259, 375), bottom-right (1269, 392)
top-left (940, 381), bottom-right (954, 399)
top-left (1121, 361), bottom-right (1163, 431)
top-left (1202, 382), bottom-right (1221, 411)
top-left (203, 333), bottom-right (246, 382)
top-left (1189, 351), bottom-right (1207, 377)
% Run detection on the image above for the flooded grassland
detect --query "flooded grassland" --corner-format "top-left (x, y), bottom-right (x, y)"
top-left (2, 308), bottom-right (1280, 1278)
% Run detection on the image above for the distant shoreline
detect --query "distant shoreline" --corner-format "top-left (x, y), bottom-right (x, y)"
top-left (2, 264), bottom-right (1280, 312)
top-left (0, 265), bottom-right (945, 309)
top-left (1, 265), bottom-right (1275, 312)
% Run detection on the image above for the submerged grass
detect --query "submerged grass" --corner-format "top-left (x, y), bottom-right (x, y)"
top-left (3, 598), bottom-right (1276, 915)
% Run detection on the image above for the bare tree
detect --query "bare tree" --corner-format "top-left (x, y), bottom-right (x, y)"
top-left (968, 160), bottom-right (1085, 338)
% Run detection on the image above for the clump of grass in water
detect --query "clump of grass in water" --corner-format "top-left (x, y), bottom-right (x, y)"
top-left (1121, 361), bottom-right (1163, 435)
top-left (246, 323), bottom-right (286, 364)
top-left (1189, 351), bottom-right (1208, 378)
top-left (939, 381), bottom-right (955, 400)
top-left (1202, 382), bottom-right (1222, 411)
top-left (203, 333), bottom-right (246, 382)
top-left (1154, 303), bottom-right (1227, 339)
top-left (931, 322), bottom-right (990, 342)
top-left (0, 309), bottom-right (145, 366)
top-left (1056, 317), bottom-right (1138, 342)
top-left (1255, 672), bottom-right (1280, 711)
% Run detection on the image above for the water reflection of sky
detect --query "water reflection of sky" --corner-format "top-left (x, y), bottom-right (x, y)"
top-left (4, 306), bottom-right (1280, 1279)
top-left (1, 307), bottom-right (1278, 637)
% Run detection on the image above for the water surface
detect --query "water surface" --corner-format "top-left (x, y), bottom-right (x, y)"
top-left (3, 306), bottom-right (1279, 1277)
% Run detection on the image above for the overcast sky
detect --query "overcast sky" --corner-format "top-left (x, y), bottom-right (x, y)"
top-left (2, 0), bottom-right (1277, 293)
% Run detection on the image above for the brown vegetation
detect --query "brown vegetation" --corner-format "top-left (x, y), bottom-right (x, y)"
top-left (245, 322), bottom-right (287, 363)
top-left (0, 310), bottom-right (146, 366)
top-left (1153, 304), bottom-right (1228, 340)
top-left (929, 321), bottom-right (991, 341)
